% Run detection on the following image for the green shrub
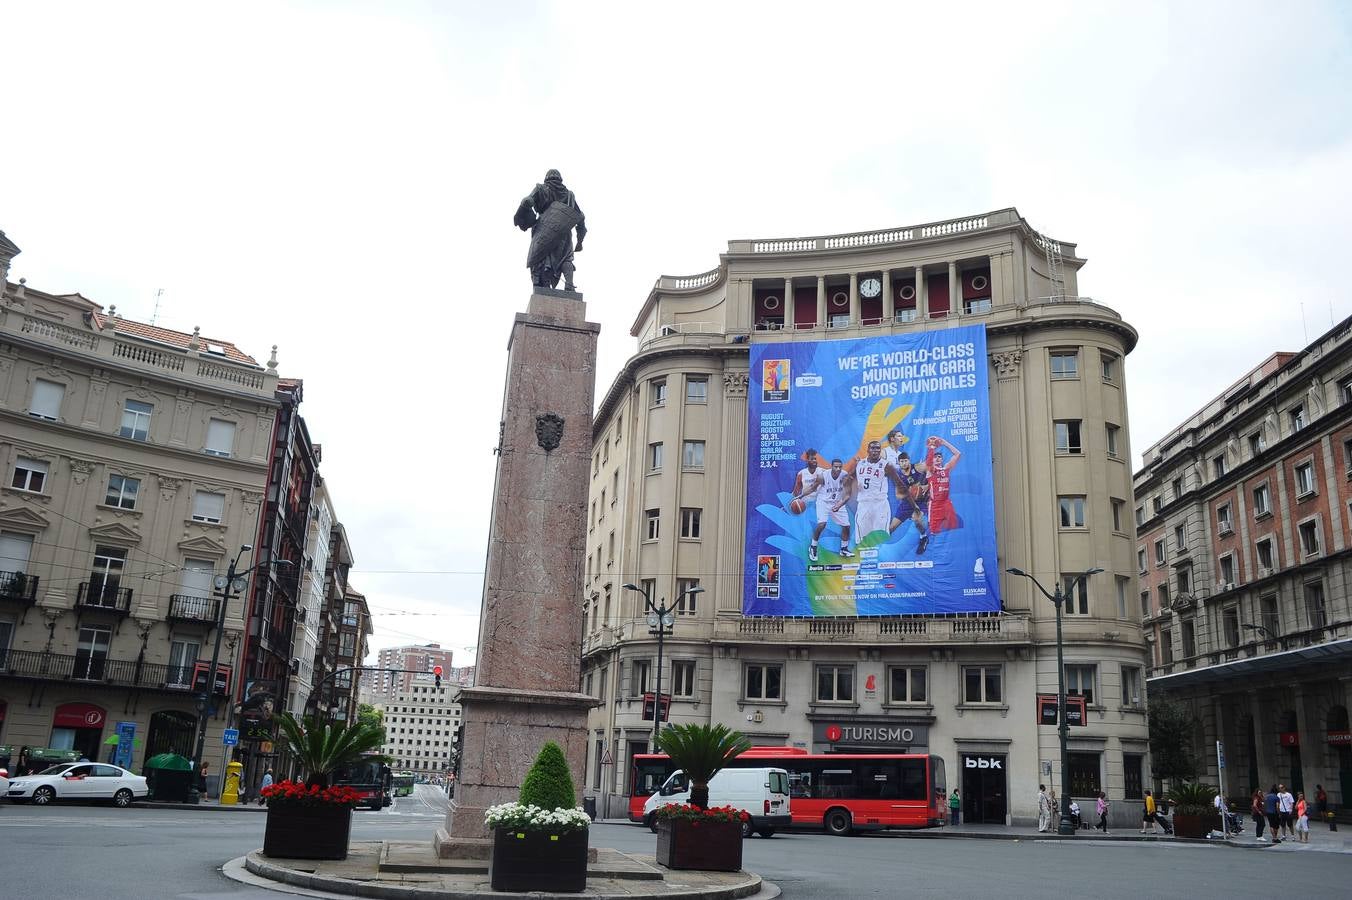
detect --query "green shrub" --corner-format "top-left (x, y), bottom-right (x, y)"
top-left (656, 723), bottom-right (751, 809)
top-left (1170, 781), bottom-right (1218, 816)
top-left (519, 741), bottom-right (576, 811)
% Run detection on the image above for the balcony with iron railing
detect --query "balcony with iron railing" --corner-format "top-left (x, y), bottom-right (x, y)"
top-left (0, 570), bottom-right (39, 606)
top-left (0, 647), bottom-right (198, 692)
top-left (76, 582), bottom-right (133, 615)
top-left (1147, 618), bottom-right (1352, 679)
top-left (168, 594), bottom-right (221, 624)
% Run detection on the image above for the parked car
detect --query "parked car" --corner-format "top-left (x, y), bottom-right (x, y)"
top-left (644, 766), bottom-right (792, 838)
top-left (6, 762), bottom-right (149, 807)
top-left (0, 768), bottom-right (9, 802)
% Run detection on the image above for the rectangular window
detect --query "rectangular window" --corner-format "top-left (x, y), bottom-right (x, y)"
top-left (1061, 573), bottom-right (1089, 615)
top-left (815, 664), bottom-right (854, 703)
top-left (1217, 503), bottom-right (1232, 534)
top-left (1223, 607), bottom-right (1240, 648)
top-left (30, 379), bottom-right (64, 420)
top-left (1261, 595), bottom-right (1280, 636)
top-left (1172, 478), bottom-right (1184, 500)
top-left (611, 470), bottom-right (619, 503)
top-left (1154, 540), bottom-right (1165, 566)
top-left (1050, 351), bottom-right (1079, 379)
top-left (192, 491), bottom-right (225, 524)
top-left (599, 489), bottom-right (606, 517)
top-left (889, 666), bottom-right (927, 704)
top-left (1120, 667), bottom-right (1142, 707)
top-left (685, 377), bottom-right (708, 403)
top-left (1058, 496), bottom-right (1086, 528)
top-left (105, 474), bottom-right (140, 510)
top-left (962, 666), bottom-right (1002, 704)
top-left (1111, 500), bottom-right (1124, 532)
top-left (1174, 524), bottom-right (1186, 553)
top-left (1158, 583), bottom-right (1170, 610)
top-left (744, 663), bottom-right (782, 700)
top-left (1116, 575), bottom-right (1129, 618)
top-left (651, 379), bottom-right (667, 406)
top-left (682, 440), bottom-right (705, 469)
top-left (1299, 520), bottom-right (1320, 556)
top-left (74, 624), bottom-right (112, 679)
top-left (640, 577), bottom-right (656, 609)
top-left (1137, 549), bottom-right (1147, 573)
top-left (1305, 582), bottom-right (1328, 629)
top-left (645, 509), bottom-right (660, 541)
top-left (1219, 555), bottom-right (1235, 585)
top-left (1160, 629), bottom-right (1173, 664)
top-left (10, 457), bottom-right (48, 493)
top-left (632, 660), bottom-right (650, 695)
top-left (1065, 664), bottom-right (1097, 705)
top-left (119, 399), bottom-right (152, 441)
top-left (204, 418), bottom-right (235, 457)
top-left (615, 415), bottom-right (622, 444)
top-left (607, 531), bottom-right (615, 564)
top-left (88, 546), bottom-right (127, 606)
top-left (1290, 405), bottom-right (1306, 432)
top-left (1213, 454), bottom-right (1227, 479)
top-left (1101, 352), bottom-right (1118, 383)
top-left (1054, 420), bottom-right (1082, 454)
top-left (1106, 424), bottom-right (1120, 458)
top-left (675, 578), bottom-right (700, 614)
top-left (1249, 432), bottom-right (1266, 456)
top-left (1123, 754), bottom-right (1144, 801)
top-left (1182, 620), bottom-right (1196, 658)
top-left (1153, 495), bottom-right (1163, 514)
top-left (671, 660), bottom-right (696, 697)
top-left (648, 442), bottom-right (663, 470)
top-left (1140, 591), bottom-right (1151, 619)
top-left (1252, 484), bottom-right (1271, 516)
top-left (1256, 538), bottom-right (1274, 570)
top-left (1068, 751), bottom-right (1101, 799)
top-left (1135, 505), bottom-right (1145, 526)
top-left (1295, 462), bottom-right (1315, 496)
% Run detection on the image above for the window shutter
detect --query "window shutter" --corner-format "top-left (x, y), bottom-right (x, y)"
top-left (205, 419), bottom-right (236, 456)
top-left (30, 379), bottom-right (65, 419)
top-left (193, 491), bottom-right (226, 522)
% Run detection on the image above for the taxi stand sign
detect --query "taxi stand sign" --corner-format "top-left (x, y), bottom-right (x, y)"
top-left (222, 728), bottom-right (240, 746)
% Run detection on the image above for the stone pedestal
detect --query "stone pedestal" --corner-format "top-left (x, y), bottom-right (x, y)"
top-left (437, 289), bottom-right (600, 856)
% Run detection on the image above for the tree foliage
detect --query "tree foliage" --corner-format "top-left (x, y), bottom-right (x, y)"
top-left (656, 723), bottom-right (751, 809)
top-left (1148, 696), bottom-right (1199, 785)
top-left (519, 741), bottom-right (576, 811)
top-left (357, 703), bottom-right (385, 742)
top-left (276, 713), bottom-right (388, 788)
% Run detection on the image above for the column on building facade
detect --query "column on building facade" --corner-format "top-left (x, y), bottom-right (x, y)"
top-left (988, 251), bottom-right (1008, 308)
top-left (848, 273), bottom-right (860, 326)
top-left (914, 266), bottom-right (927, 319)
top-left (949, 261), bottom-right (961, 319)
top-left (783, 278), bottom-right (793, 329)
top-left (1249, 691), bottom-right (1277, 786)
top-left (881, 269), bottom-right (894, 321)
top-left (714, 369), bottom-right (750, 614)
top-left (815, 275), bottom-right (827, 327)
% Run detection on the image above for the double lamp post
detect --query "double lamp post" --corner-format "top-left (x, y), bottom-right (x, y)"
top-left (1007, 565), bottom-right (1103, 836)
top-left (622, 580), bottom-right (703, 750)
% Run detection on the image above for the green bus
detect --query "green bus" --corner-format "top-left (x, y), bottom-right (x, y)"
top-left (392, 772), bottom-right (415, 797)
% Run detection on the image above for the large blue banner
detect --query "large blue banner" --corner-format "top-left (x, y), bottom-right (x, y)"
top-left (744, 325), bottom-right (1000, 616)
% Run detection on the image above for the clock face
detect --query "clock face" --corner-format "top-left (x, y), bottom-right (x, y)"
top-left (860, 277), bottom-right (882, 299)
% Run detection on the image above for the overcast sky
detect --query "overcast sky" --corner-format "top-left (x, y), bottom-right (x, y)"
top-left (4, 1), bottom-right (1350, 664)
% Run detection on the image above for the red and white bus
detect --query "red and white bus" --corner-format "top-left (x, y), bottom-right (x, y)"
top-left (630, 746), bottom-right (946, 835)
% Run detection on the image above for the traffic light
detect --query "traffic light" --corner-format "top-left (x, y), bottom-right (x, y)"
top-left (433, 665), bottom-right (443, 689)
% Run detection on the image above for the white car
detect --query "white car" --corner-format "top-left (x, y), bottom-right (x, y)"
top-left (7, 762), bottom-right (149, 807)
top-left (0, 768), bottom-right (9, 800)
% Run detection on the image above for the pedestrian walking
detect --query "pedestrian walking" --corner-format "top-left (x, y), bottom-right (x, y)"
top-left (196, 761), bottom-right (210, 803)
top-left (1263, 784), bottom-right (1281, 843)
top-left (1277, 783), bottom-right (1294, 837)
top-left (1296, 792), bottom-right (1310, 843)
top-left (1251, 789), bottom-right (1266, 840)
top-left (1140, 789), bottom-right (1159, 834)
top-left (1037, 784), bottom-right (1051, 832)
top-left (1048, 787), bottom-right (1058, 827)
top-left (1095, 792), bottom-right (1110, 833)
top-left (1315, 784), bottom-right (1328, 827)
top-left (258, 768), bottom-right (274, 806)
top-left (948, 789), bottom-right (961, 826)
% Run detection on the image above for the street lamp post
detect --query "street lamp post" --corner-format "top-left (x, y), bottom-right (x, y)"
top-left (623, 581), bottom-right (703, 751)
top-left (191, 546), bottom-right (292, 778)
top-left (1007, 565), bottom-right (1103, 836)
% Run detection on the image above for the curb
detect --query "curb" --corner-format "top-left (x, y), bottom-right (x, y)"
top-left (244, 851), bottom-right (766, 900)
top-left (871, 829), bottom-right (1264, 849)
top-left (138, 801), bottom-right (267, 812)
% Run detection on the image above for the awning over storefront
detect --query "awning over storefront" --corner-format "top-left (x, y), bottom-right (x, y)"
top-left (1148, 636), bottom-right (1352, 690)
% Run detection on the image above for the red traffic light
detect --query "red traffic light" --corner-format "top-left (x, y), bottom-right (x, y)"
top-left (433, 666), bottom-right (443, 676)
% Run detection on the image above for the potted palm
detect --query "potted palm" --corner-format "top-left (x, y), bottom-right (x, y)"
top-left (1168, 782), bottom-right (1221, 839)
top-left (653, 723), bottom-right (751, 871)
top-left (260, 713), bottom-right (386, 860)
top-left (485, 741), bottom-right (591, 893)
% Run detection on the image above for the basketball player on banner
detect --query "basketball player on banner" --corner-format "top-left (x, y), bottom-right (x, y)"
top-left (809, 457), bottom-right (853, 562)
top-left (788, 449), bottom-right (823, 515)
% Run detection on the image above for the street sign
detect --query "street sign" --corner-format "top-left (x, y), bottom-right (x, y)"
top-left (600, 747), bottom-right (613, 766)
top-left (222, 728), bottom-right (239, 746)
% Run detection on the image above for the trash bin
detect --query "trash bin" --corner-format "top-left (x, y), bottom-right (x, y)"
top-left (144, 753), bottom-right (194, 802)
top-left (583, 796), bottom-right (597, 821)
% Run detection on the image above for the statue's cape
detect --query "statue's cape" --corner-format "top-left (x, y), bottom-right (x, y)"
top-left (527, 201), bottom-right (582, 268)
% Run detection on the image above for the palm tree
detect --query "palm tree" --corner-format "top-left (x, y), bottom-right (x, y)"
top-left (656, 723), bottom-right (751, 809)
top-left (276, 713), bottom-right (387, 788)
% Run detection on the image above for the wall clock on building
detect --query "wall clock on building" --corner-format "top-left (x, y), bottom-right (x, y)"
top-left (860, 277), bottom-right (882, 299)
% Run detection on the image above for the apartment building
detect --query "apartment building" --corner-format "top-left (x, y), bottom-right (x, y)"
top-left (580, 208), bottom-right (1151, 826)
top-left (0, 233), bottom-right (277, 770)
top-left (364, 643), bottom-right (456, 704)
top-left (377, 677), bottom-right (462, 774)
top-left (1135, 317), bottom-right (1352, 805)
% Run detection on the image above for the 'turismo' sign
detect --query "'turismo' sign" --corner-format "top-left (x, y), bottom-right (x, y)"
top-left (814, 719), bottom-right (929, 748)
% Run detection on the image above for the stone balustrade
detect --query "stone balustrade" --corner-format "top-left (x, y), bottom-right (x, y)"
top-left (712, 614), bottom-right (1032, 646)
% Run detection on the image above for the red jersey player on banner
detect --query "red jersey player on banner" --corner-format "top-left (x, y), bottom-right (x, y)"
top-left (925, 436), bottom-right (963, 535)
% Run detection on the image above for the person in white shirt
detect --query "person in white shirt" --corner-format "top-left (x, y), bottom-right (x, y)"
top-left (1277, 784), bottom-right (1295, 837)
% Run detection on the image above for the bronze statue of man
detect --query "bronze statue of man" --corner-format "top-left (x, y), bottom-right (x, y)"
top-left (514, 169), bottom-right (587, 291)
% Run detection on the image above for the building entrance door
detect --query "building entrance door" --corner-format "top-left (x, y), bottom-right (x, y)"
top-left (960, 753), bottom-right (1008, 824)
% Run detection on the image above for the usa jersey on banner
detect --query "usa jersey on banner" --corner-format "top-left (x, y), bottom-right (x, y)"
top-left (744, 325), bottom-right (1000, 616)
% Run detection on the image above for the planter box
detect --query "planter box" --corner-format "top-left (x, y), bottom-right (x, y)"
top-left (1172, 812), bottom-right (1220, 840)
top-left (656, 818), bottom-right (743, 872)
top-left (262, 805), bottom-right (353, 860)
top-left (490, 827), bottom-right (588, 893)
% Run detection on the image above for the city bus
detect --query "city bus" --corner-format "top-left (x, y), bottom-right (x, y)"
top-left (392, 772), bottom-right (415, 797)
top-left (630, 747), bottom-right (945, 835)
top-left (332, 754), bottom-right (392, 811)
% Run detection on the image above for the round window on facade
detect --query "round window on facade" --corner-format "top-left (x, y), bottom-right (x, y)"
top-left (899, 285), bottom-right (916, 301)
top-left (762, 295), bottom-right (780, 310)
top-left (971, 274), bottom-right (989, 292)
top-left (831, 292), bottom-right (849, 308)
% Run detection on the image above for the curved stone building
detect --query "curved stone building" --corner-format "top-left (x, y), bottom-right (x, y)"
top-left (580, 208), bottom-right (1149, 827)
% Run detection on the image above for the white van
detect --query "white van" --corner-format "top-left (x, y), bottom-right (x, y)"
top-left (643, 767), bottom-right (791, 838)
